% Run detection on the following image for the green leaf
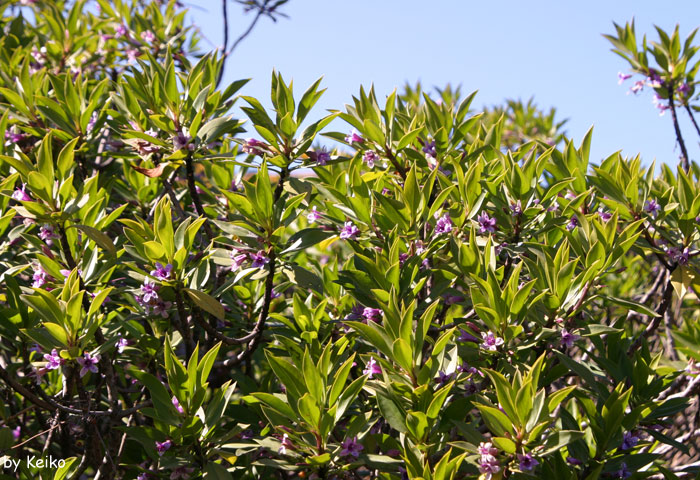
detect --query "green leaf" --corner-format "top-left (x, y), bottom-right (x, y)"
top-left (184, 288), bottom-right (225, 320)
top-left (70, 224), bottom-right (117, 255)
top-left (204, 462), bottom-right (233, 480)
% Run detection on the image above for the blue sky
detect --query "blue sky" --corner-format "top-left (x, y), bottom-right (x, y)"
top-left (187, 1), bottom-right (700, 168)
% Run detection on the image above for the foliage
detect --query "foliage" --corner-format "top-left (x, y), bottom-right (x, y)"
top-left (0, 2), bottom-right (698, 479)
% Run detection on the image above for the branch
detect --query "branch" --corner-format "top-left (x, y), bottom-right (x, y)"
top-left (0, 364), bottom-right (55, 411)
top-left (185, 153), bottom-right (214, 242)
top-left (667, 83), bottom-right (690, 172)
top-left (684, 104), bottom-right (700, 140)
top-left (215, 0), bottom-right (230, 88)
top-left (628, 267), bottom-right (675, 354)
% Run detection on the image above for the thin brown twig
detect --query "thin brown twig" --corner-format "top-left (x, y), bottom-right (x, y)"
top-left (667, 82), bottom-right (690, 172)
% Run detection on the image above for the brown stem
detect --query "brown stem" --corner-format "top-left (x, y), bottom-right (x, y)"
top-left (628, 267), bottom-right (675, 354)
top-left (185, 153), bottom-right (214, 241)
top-left (383, 145), bottom-right (407, 180)
top-left (667, 83), bottom-right (690, 172)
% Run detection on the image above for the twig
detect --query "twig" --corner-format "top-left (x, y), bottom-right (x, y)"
top-left (215, 0), bottom-right (230, 87)
top-left (684, 104), bottom-right (700, 140)
top-left (667, 82), bottom-right (690, 172)
top-left (185, 153), bottom-right (214, 241)
top-left (628, 268), bottom-right (674, 354)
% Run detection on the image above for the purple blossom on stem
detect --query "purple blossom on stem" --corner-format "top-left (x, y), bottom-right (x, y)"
top-left (43, 349), bottom-right (63, 370)
top-left (477, 442), bottom-right (499, 459)
top-left (344, 130), bottom-right (363, 144)
top-left (363, 357), bottom-right (382, 379)
top-left (566, 216), bottom-right (579, 231)
top-left (250, 251), bottom-right (270, 269)
top-left (422, 139), bottom-right (436, 157)
top-left (620, 431), bottom-right (639, 450)
top-left (339, 436), bottom-right (363, 458)
top-left (150, 263), bottom-right (173, 281)
top-left (241, 138), bottom-right (266, 156)
top-left (510, 200), bottom-right (522, 217)
top-left (566, 456), bottom-right (583, 465)
top-left (116, 336), bottom-right (129, 353)
top-left (477, 212), bottom-right (497, 234)
top-left (12, 183), bottom-right (32, 201)
top-left (39, 224), bottom-right (59, 245)
top-left (481, 331), bottom-right (504, 351)
top-left (172, 131), bottom-right (194, 151)
top-left (362, 307), bottom-right (383, 323)
top-left (114, 24), bottom-right (128, 38)
top-left (230, 249), bottom-right (248, 271)
top-left (517, 453), bottom-right (539, 471)
top-left (155, 439), bottom-right (172, 456)
top-left (140, 30), bottom-right (156, 43)
top-left (309, 148), bottom-right (330, 166)
top-left (12, 426), bottom-right (20, 441)
top-left (615, 462), bottom-right (632, 479)
top-left (436, 370), bottom-right (454, 385)
top-left (307, 206), bottom-right (322, 223)
top-left (457, 329), bottom-right (479, 343)
top-left (617, 72), bottom-right (632, 84)
top-left (598, 208), bottom-right (612, 222)
top-left (140, 279), bottom-right (160, 303)
top-left (644, 199), bottom-right (661, 218)
top-left (152, 299), bottom-right (172, 318)
top-left (32, 264), bottom-right (49, 288)
top-left (339, 221), bottom-right (360, 240)
top-left (678, 82), bottom-right (691, 97)
top-left (77, 352), bottom-right (100, 377)
top-left (434, 213), bottom-right (453, 235)
top-left (560, 329), bottom-right (579, 349)
top-left (478, 456), bottom-right (501, 479)
top-left (5, 130), bottom-right (26, 144)
top-left (668, 246), bottom-right (689, 265)
top-left (630, 80), bottom-right (644, 94)
top-left (363, 150), bottom-right (379, 168)
top-left (172, 396), bottom-right (184, 414)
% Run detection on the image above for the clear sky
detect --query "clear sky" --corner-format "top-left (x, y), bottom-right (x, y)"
top-left (187, 1), bottom-right (700, 168)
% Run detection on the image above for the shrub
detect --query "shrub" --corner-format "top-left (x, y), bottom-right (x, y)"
top-left (0, 2), bottom-right (698, 479)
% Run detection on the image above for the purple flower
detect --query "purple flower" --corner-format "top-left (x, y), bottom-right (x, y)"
top-left (230, 249), bottom-right (248, 271)
top-left (678, 82), bottom-right (691, 97)
top-left (241, 138), bottom-right (266, 156)
top-left (443, 294), bottom-right (464, 305)
top-left (422, 139), bottom-right (436, 157)
top-left (339, 436), bottom-right (363, 458)
top-left (647, 71), bottom-right (664, 88)
top-left (140, 30), bottom-right (156, 43)
top-left (669, 246), bottom-right (690, 265)
top-left (560, 329), bottom-right (579, 349)
top-left (436, 370), bottom-right (454, 385)
top-left (363, 150), bottom-right (379, 168)
top-left (615, 462), bottom-right (632, 479)
top-left (12, 183), bottom-right (32, 202)
top-left (86, 112), bottom-right (98, 135)
top-left (517, 453), bottom-right (539, 471)
top-left (621, 431), bottom-right (639, 450)
top-left (598, 208), bottom-right (612, 222)
top-left (77, 352), bottom-right (100, 377)
top-left (309, 149), bottom-right (330, 166)
top-left (38, 224), bottom-right (59, 245)
top-left (630, 80), bottom-right (644, 94)
top-left (434, 213), bottom-right (453, 235)
top-left (481, 331), bottom-right (504, 352)
top-left (477, 212), bottom-right (497, 234)
top-left (32, 264), bottom-right (49, 288)
top-left (652, 94), bottom-right (669, 115)
top-left (114, 24), bottom-right (128, 38)
top-left (152, 299), bottom-right (172, 318)
top-left (644, 199), bottom-right (661, 218)
top-left (617, 72), bottom-right (632, 84)
top-left (362, 307), bottom-right (383, 323)
top-left (510, 200), bottom-right (522, 217)
top-left (151, 263), bottom-right (173, 281)
top-left (5, 130), bottom-right (26, 144)
top-left (344, 304), bottom-right (365, 321)
top-left (477, 442), bottom-right (498, 459)
top-left (307, 206), bottom-right (322, 223)
top-left (566, 216), bottom-right (578, 231)
top-left (170, 466), bottom-right (194, 480)
top-left (12, 426), bottom-right (20, 441)
top-left (457, 329), bottom-right (479, 343)
top-left (116, 336), bottom-right (129, 353)
top-left (125, 48), bottom-right (140, 63)
top-left (43, 349), bottom-right (63, 370)
top-left (155, 439), bottom-right (172, 456)
top-left (363, 357), bottom-right (382, 379)
top-left (250, 251), bottom-right (270, 269)
top-left (478, 456), bottom-right (501, 478)
top-left (172, 131), bottom-right (193, 151)
top-left (566, 456), bottom-right (582, 466)
top-left (344, 130), bottom-right (363, 144)
top-left (339, 221), bottom-right (360, 240)
top-left (172, 396), bottom-right (184, 414)
top-left (140, 279), bottom-right (160, 303)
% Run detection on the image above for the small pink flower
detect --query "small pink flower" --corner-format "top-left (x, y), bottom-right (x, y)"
top-left (481, 331), bottom-right (504, 351)
top-left (76, 352), bottom-right (100, 377)
top-left (155, 439), bottom-right (172, 456)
